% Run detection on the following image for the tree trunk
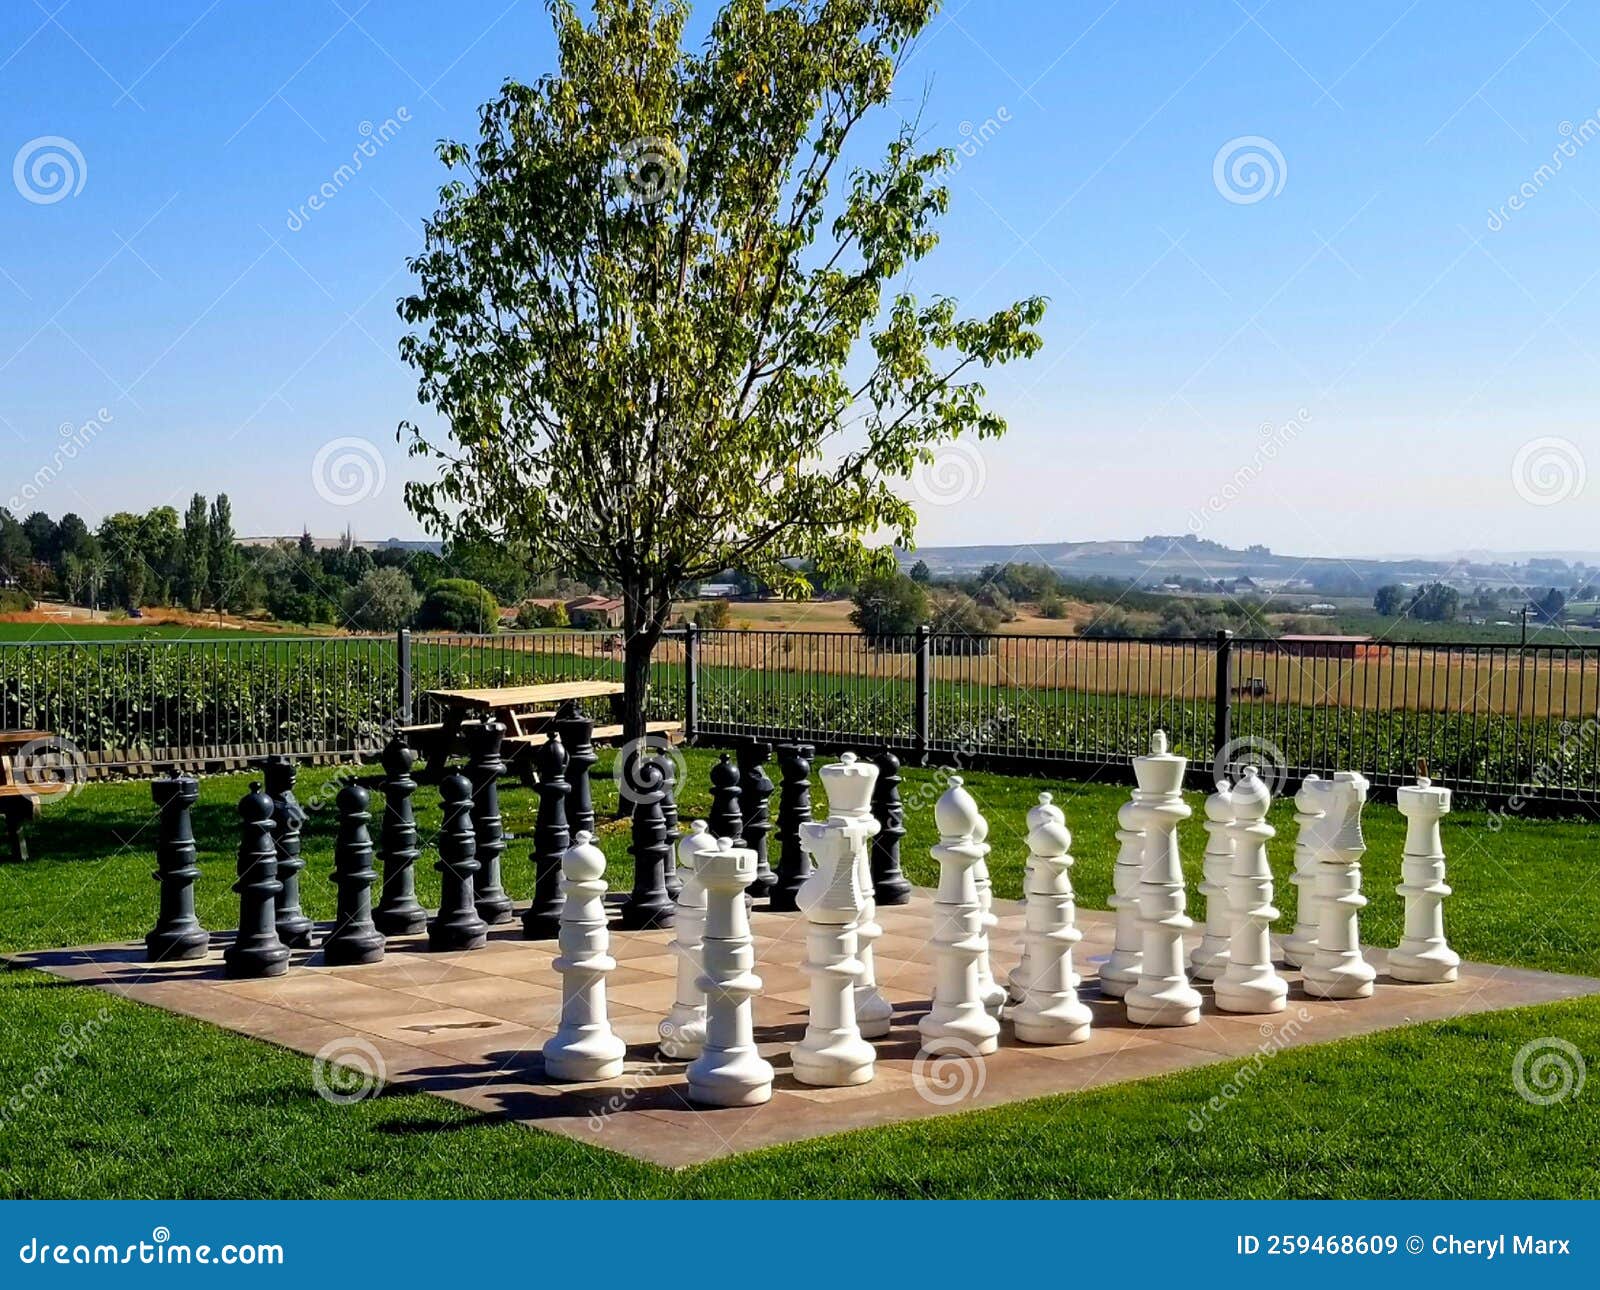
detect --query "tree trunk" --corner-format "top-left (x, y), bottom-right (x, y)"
top-left (620, 582), bottom-right (666, 748)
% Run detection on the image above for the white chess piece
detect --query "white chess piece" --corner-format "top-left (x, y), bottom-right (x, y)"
top-left (1390, 776), bottom-right (1459, 984)
top-left (919, 776), bottom-right (1001, 1057)
top-left (1125, 731), bottom-right (1202, 1027)
top-left (970, 809), bottom-right (1008, 1019)
top-left (818, 752), bottom-right (892, 1039)
top-left (685, 836), bottom-right (774, 1106)
top-left (1099, 796), bottom-right (1145, 999)
top-left (1281, 774), bottom-right (1324, 967)
top-left (660, 820), bottom-right (719, 1060)
top-left (542, 831), bottom-right (627, 1081)
top-left (1012, 792), bottom-right (1092, 1045)
top-left (1301, 772), bottom-right (1376, 1000)
top-left (1214, 768), bottom-right (1287, 1014)
top-left (791, 816), bottom-right (876, 1086)
top-left (1189, 781), bottom-right (1235, 982)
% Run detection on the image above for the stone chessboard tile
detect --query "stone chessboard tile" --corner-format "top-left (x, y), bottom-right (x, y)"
top-left (11, 890), bottom-right (1600, 1169)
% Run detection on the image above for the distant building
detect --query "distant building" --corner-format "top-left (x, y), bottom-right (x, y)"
top-left (565, 595), bottom-right (625, 630)
top-left (1276, 633), bottom-right (1377, 660)
top-left (698, 583), bottom-right (741, 598)
top-left (1306, 602), bottom-right (1338, 613)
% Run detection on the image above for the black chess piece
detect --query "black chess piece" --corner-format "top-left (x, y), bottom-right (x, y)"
top-left (521, 733), bottom-right (570, 939)
top-left (659, 751), bottom-right (682, 899)
top-left (708, 753), bottom-right (743, 843)
top-left (556, 716), bottom-right (597, 840)
top-left (224, 783), bottom-right (290, 979)
top-left (619, 759), bottom-right (675, 930)
top-left (372, 735), bottom-right (427, 936)
top-left (145, 771), bottom-right (209, 961)
top-left (324, 780), bottom-right (385, 966)
top-left (768, 742), bottom-right (814, 912)
top-left (738, 741), bottom-right (776, 899)
top-left (465, 719), bottom-right (514, 925)
top-left (429, 772), bottom-right (488, 951)
top-left (259, 755), bottom-right (314, 949)
top-left (870, 751), bottom-right (912, 905)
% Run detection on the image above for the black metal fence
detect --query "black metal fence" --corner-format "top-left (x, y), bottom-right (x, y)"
top-left (3, 624), bottom-right (1597, 806)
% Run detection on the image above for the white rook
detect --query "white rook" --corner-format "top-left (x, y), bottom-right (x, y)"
top-left (919, 777), bottom-right (1001, 1057)
top-left (659, 820), bottom-right (719, 1060)
top-left (792, 816), bottom-right (876, 1086)
top-left (1126, 731), bottom-right (1201, 1027)
top-left (1214, 768), bottom-right (1287, 1014)
top-left (819, 752), bottom-right (892, 1039)
top-left (542, 831), bottom-right (626, 1081)
top-left (1189, 781), bottom-right (1235, 982)
top-left (1099, 795), bottom-right (1146, 999)
top-left (1012, 792), bottom-right (1092, 1045)
top-left (686, 836), bottom-right (774, 1106)
top-left (1301, 772), bottom-right (1376, 1000)
top-left (1391, 776), bottom-right (1458, 984)
top-left (1281, 774), bottom-right (1324, 967)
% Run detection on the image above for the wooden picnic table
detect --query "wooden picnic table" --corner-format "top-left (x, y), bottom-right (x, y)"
top-left (1, 730), bottom-right (72, 862)
top-left (411, 680), bottom-right (626, 780)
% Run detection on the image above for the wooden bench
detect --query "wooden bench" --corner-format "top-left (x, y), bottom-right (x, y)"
top-left (504, 721), bottom-right (684, 785)
top-left (1, 730), bottom-right (73, 863)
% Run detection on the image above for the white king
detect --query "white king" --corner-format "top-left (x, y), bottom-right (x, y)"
top-left (1390, 774), bottom-right (1458, 984)
top-left (817, 752), bottom-right (892, 1038)
top-left (659, 820), bottom-right (719, 1060)
top-left (542, 831), bottom-right (627, 1081)
top-left (1011, 792), bottom-right (1092, 1044)
top-left (1300, 771), bottom-right (1376, 1000)
top-left (919, 776), bottom-right (1001, 1056)
top-left (1125, 731), bottom-right (1202, 1027)
top-left (791, 815), bottom-right (876, 1086)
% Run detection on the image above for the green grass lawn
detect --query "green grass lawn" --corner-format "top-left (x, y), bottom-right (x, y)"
top-left (3, 749), bottom-right (1598, 1198)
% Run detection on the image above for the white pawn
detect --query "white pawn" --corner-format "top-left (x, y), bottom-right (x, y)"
top-left (1099, 796), bottom-right (1145, 999)
top-left (685, 836), bottom-right (774, 1106)
top-left (659, 820), bottom-right (719, 1060)
top-left (818, 752), bottom-right (892, 1039)
top-left (792, 817), bottom-right (875, 1086)
top-left (1189, 781), bottom-right (1235, 982)
top-left (542, 831), bottom-right (626, 1081)
top-left (1125, 731), bottom-right (1201, 1027)
top-left (1301, 772), bottom-right (1376, 1000)
top-left (1214, 768), bottom-right (1287, 1014)
top-left (919, 776), bottom-right (1001, 1057)
top-left (1012, 793), bottom-right (1092, 1045)
top-left (1281, 774), bottom-right (1324, 967)
top-left (1390, 775), bottom-right (1458, 983)
top-left (971, 809), bottom-right (1008, 1018)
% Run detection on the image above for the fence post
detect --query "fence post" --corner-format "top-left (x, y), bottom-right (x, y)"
top-left (683, 622), bottom-right (699, 745)
top-left (1213, 628), bottom-right (1233, 768)
top-left (397, 628), bottom-right (413, 726)
top-left (914, 622), bottom-right (931, 766)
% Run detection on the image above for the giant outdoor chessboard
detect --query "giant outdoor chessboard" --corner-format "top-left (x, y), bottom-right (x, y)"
top-left (14, 894), bottom-right (1598, 1168)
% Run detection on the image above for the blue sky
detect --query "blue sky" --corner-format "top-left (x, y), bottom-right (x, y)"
top-left (4, 0), bottom-right (1600, 557)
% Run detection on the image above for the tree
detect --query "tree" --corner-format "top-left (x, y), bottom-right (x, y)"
top-left (21, 512), bottom-right (57, 561)
top-left (694, 598), bottom-right (732, 629)
top-left (1532, 587), bottom-right (1566, 623)
top-left (849, 571), bottom-right (926, 639)
top-left (908, 559), bottom-right (932, 585)
top-left (181, 494), bottom-right (210, 611)
top-left (340, 567), bottom-right (422, 632)
top-left (1406, 582), bottom-right (1459, 623)
top-left (398, 0), bottom-right (1046, 740)
top-left (208, 495), bottom-right (242, 609)
top-left (1373, 584), bottom-right (1406, 616)
top-left (416, 578), bottom-right (498, 633)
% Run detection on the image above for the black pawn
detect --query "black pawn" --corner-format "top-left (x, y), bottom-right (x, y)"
top-left (619, 759), bottom-right (675, 930)
top-left (146, 771), bottom-right (209, 961)
top-left (429, 772), bottom-right (488, 952)
top-left (739, 741), bottom-right (776, 899)
top-left (871, 751), bottom-right (912, 905)
top-left (372, 736), bottom-right (426, 936)
top-left (768, 743), bottom-right (814, 913)
top-left (224, 783), bottom-right (290, 979)
top-left (556, 716), bottom-right (597, 840)
top-left (466, 719), bottom-right (514, 925)
top-left (521, 734), bottom-right (570, 939)
top-left (261, 755), bottom-right (314, 948)
top-left (659, 752), bottom-right (682, 899)
top-left (708, 753), bottom-right (744, 843)
top-left (323, 781), bottom-right (385, 966)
